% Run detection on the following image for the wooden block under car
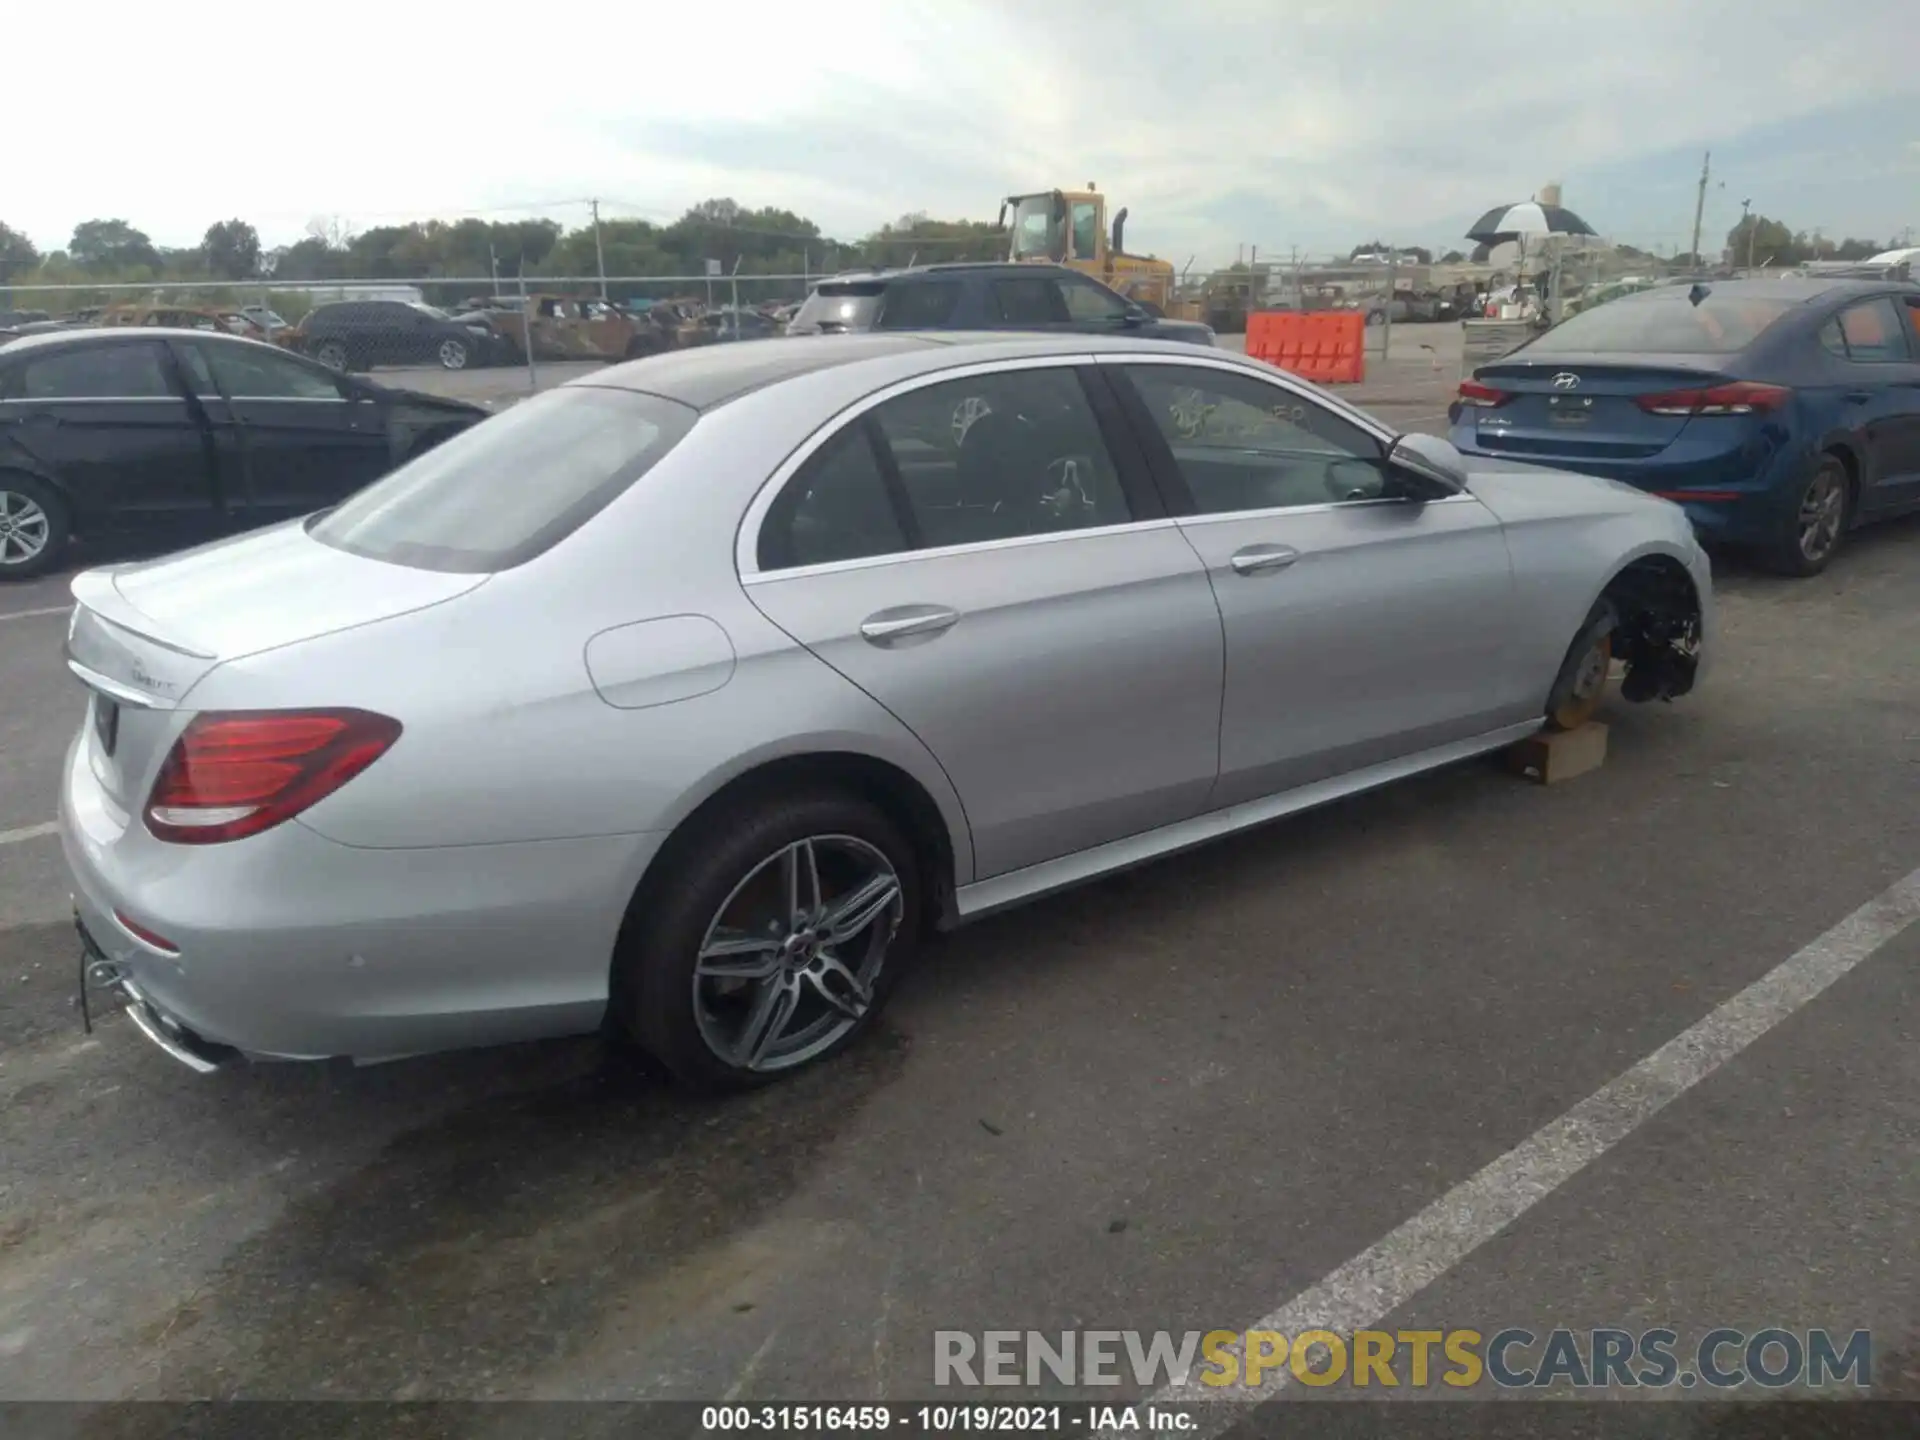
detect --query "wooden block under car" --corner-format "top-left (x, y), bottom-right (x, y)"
top-left (1507, 722), bottom-right (1608, 785)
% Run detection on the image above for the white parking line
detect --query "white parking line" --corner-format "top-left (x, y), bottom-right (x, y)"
top-left (0, 821), bottom-right (59, 847)
top-left (0, 605), bottom-right (70, 624)
top-left (1139, 863), bottom-right (1920, 1428)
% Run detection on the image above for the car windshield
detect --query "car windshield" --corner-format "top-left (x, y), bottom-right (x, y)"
top-left (1525, 290), bottom-right (1800, 355)
top-left (308, 387), bottom-right (697, 573)
top-left (408, 302), bottom-right (452, 320)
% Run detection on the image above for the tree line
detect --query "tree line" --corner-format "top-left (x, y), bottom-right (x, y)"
top-left (1724, 214), bottom-right (1894, 267)
top-left (0, 201), bottom-right (1010, 299)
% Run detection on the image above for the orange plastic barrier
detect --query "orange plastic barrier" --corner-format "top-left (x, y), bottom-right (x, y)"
top-left (1243, 310), bottom-right (1366, 384)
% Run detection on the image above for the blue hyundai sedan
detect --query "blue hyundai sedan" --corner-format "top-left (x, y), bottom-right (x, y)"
top-left (1449, 278), bottom-right (1920, 575)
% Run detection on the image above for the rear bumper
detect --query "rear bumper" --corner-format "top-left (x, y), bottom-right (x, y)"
top-left (60, 731), bottom-right (660, 1066)
top-left (1451, 425), bottom-right (1810, 546)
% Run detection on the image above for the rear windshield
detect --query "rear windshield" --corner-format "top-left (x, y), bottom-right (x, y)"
top-left (790, 282), bottom-right (884, 333)
top-left (1525, 290), bottom-right (1799, 355)
top-left (308, 386), bottom-right (696, 573)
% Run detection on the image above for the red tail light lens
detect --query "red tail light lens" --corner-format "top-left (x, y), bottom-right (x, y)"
top-left (1635, 382), bottom-right (1791, 417)
top-left (1457, 380), bottom-right (1514, 408)
top-left (145, 709), bottom-right (402, 845)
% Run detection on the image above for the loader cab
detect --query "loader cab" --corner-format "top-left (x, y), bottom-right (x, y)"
top-left (1007, 191), bottom-right (1068, 263)
top-left (1005, 187), bottom-right (1109, 266)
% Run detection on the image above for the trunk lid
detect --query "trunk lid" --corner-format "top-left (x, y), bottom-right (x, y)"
top-left (1461, 356), bottom-right (1734, 463)
top-left (66, 520), bottom-right (485, 811)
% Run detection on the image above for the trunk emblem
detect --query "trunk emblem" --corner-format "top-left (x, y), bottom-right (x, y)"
top-left (1551, 372), bottom-right (1581, 390)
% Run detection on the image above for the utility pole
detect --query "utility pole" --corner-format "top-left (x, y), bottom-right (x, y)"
top-left (590, 199), bottom-right (608, 299)
top-left (1741, 198), bottom-right (1754, 271)
top-left (1687, 152), bottom-right (1711, 270)
top-left (1383, 249), bottom-right (1395, 359)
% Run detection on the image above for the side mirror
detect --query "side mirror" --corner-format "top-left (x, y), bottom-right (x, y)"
top-left (1386, 433), bottom-right (1468, 499)
top-left (1121, 303), bottom-right (1149, 326)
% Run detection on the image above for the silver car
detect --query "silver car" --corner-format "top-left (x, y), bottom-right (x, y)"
top-left (60, 334), bottom-right (1712, 1089)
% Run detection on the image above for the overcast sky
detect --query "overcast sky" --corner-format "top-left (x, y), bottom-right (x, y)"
top-left (10, 0), bottom-right (1919, 268)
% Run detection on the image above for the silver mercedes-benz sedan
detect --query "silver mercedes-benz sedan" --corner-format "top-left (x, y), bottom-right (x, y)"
top-left (60, 333), bottom-right (1712, 1089)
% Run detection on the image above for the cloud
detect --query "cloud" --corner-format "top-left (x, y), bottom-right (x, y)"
top-left (5, 0), bottom-right (1916, 265)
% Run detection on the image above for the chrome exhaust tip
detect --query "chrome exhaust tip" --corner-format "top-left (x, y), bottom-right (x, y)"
top-left (118, 979), bottom-right (238, 1075)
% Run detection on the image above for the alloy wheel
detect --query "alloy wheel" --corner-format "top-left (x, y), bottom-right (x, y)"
top-left (316, 342), bottom-right (348, 371)
top-left (1798, 468), bottom-right (1845, 564)
top-left (692, 834), bottom-right (904, 1073)
top-left (0, 490), bottom-right (50, 566)
top-left (438, 339), bottom-right (469, 370)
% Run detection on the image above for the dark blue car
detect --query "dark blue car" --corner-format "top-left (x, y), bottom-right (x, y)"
top-left (1449, 278), bottom-right (1920, 574)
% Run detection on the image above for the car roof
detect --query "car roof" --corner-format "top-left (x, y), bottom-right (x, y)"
top-left (580, 331), bottom-right (1234, 411)
top-left (816, 262), bottom-right (1078, 286)
top-left (0, 326), bottom-right (312, 358)
top-left (1613, 276), bottom-right (1920, 306)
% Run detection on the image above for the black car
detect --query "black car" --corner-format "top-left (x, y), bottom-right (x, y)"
top-left (0, 328), bottom-right (486, 579)
top-left (786, 263), bottom-right (1217, 346)
top-left (290, 300), bottom-right (514, 373)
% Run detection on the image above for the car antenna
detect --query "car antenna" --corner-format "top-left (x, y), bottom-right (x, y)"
top-left (1687, 282), bottom-right (1711, 307)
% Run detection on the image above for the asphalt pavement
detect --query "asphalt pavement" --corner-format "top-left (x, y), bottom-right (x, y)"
top-left (1, 336), bottom-right (1916, 1422)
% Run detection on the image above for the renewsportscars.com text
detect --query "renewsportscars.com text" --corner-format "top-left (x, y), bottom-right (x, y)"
top-left (933, 1327), bottom-right (1871, 1390)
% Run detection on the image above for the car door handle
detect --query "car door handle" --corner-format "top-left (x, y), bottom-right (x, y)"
top-left (1844, 390), bottom-right (1872, 404)
top-left (859, 605), bottom-right (960, 644)
top-left (1228, 544), bottom-right (1301, 575)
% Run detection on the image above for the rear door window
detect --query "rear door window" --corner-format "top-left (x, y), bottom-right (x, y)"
top-left (19, 341), bottom-right (176, 399)
top-left (758, 422), bottom-right (909, 571)
top-left (1834, 298), bottom-right (1911, 363)
top-left (868, 368), bottom-right (1131, 547)
top-left (309, 386), bottom-right (696, 572)
top-left (874, 282), bottom-right (962, 329)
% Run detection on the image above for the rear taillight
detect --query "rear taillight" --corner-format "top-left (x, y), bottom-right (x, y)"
top-left (145, 709), bottom-right (402, 845)
top-left (1457, 380), bottom-right (1513, 408)
top-left (1635, 382), bottom-right (1791, 417)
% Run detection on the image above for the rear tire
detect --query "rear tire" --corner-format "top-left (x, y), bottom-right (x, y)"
top-left (1756, 453), bottom-right (1851, 577)
top-left (437, 337), bottom-right (471, 371)
top-left (0, 473), bottom-right (71, 581)
top-left (1544, 599), bottom-right (1616, 731)
top-left (611, 791), bottom-right (921, 1092)
top-left (313, 340), bottom-right (350, 372)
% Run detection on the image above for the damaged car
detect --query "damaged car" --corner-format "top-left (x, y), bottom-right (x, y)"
top-left (454, 294), bottom-right (668, 363)
top-left (59, 334), bottom-right (1707, 1090)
